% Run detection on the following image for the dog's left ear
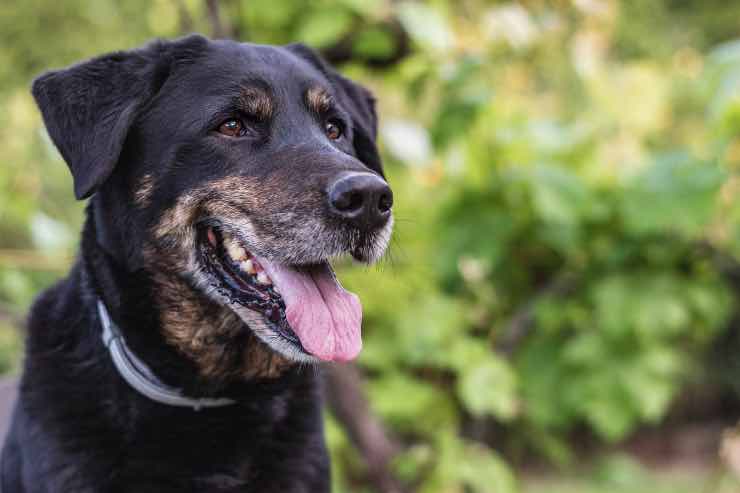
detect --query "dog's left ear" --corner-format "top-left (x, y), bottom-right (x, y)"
top-left (287, 44), bottom-right (384, 177)
top-left (31, 40), bottom-right (181, 200)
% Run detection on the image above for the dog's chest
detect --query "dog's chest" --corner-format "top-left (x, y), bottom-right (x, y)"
top-left (115, 396), bottom-right (327, 492)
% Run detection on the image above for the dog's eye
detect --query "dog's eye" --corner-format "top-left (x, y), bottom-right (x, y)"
top-left (218, 118), bottom-right (244, 137)
top-left (325, 120), bottom-right (343, 140)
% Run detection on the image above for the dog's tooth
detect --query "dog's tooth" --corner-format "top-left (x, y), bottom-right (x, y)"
top-left (257, 271), bottom-right (272, 285)
top-left (241, 259), bottom-right (256, 275)
top-left (226, 242), bottom-right (247, 262)
top-left (272, 284), bottom-right (280, 294)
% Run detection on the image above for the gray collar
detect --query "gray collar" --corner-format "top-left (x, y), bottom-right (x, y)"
top-left (97, 300), bottom-right (236, 411)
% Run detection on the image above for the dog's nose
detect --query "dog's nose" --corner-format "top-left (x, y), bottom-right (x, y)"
top-left (328, 172), bottom-right (393, 229)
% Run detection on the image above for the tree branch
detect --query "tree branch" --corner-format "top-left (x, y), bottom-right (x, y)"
top-left (205, 0), bottom-right (233, 39)
top-left (320, 18), bottom-right (410, 69)
top-left (174, 0), bottom-right (194, 33)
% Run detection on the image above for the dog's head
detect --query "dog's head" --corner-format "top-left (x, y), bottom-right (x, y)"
top-left (32, 35), bottom-right (393, 375)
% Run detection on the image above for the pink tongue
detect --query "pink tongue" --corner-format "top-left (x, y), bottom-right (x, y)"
top-left (256, 258), bottom-right (362, 361)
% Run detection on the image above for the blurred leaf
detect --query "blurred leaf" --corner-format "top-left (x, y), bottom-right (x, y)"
top-left (368, 374), bottom-right (457, 434)
top-left (591, 453), bottom-right (650, 488)
top-left (381, 119), bottom-right (432, 165)
top-left (459, 442), bottom-right (518, 493)
top-left (30, 212), bottom-right (74, 253)
top-left (457, 357), bottom-right (518, 421)
top-left (529, 165), bottom-right (590, 226)
top-left (397, 2), bottom-right (454, 52)
top-left (297, 9), bottom-right (353, 48)
top-left (621, 153), bottom-right (724, 236)
top-left (0, 322), bottom-right (22, 375)
top-left (352, 27), bottom-right (396, 59)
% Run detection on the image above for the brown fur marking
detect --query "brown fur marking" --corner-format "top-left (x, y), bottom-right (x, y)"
top-left (134, 174), bottom-right (155, 208)
top-left (239, 85), bottom-right (273, 120)
top-left (148, 175), bottom-right (302, 380)
top-left (152, 268), bottom-right (291, 380)
top-left (153, 174), bottom-right (326, 259)
top-left (306, 86), bottom-right (333, 114)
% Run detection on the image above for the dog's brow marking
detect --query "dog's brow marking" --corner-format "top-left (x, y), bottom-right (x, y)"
top-left (239, 86), bottom-right (273, 120)
top-left (306, 86), bottom-right (333, 114)
top-left (134, 174), bottom-right (156, 207)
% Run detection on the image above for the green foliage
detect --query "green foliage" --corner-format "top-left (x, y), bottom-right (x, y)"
top-left (3, 1), bottom-right (740, 492)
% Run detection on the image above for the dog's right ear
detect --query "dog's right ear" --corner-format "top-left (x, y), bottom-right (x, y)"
top-left (31, 35), bottom-right (207, 200)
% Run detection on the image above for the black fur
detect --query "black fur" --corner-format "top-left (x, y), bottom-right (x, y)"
top-left (1, 34), bottom-right (388, 492)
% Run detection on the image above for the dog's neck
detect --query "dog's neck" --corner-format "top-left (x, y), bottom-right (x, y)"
top-left (97, 299), bottom-right (238, 409)
top-left (81, 204), bottom-right (297, 399)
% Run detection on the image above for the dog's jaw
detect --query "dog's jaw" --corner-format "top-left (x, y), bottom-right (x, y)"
top-left (147, 178), bottom-right (393, 375)
top-left (190, 225), bottom-right (320, 364)
top-left (191, 221), bottom-right (385, 363)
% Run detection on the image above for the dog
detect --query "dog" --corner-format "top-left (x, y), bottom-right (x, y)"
top-left (0, 34), bottom-right (393, 492)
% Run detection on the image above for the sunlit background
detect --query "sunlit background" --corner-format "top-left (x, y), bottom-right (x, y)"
top-left (3, 1), bottom-right (740, 492)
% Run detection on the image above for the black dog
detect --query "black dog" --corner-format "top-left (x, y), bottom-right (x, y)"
top-left (0, 34), bottom-right (393, 492)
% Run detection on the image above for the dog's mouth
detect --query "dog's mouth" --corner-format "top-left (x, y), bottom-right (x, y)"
top-left (197, 225), bottom-right (362, 362)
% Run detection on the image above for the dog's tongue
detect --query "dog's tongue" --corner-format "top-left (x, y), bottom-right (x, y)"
top-left (256, 258), bottom-right (362, 361)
